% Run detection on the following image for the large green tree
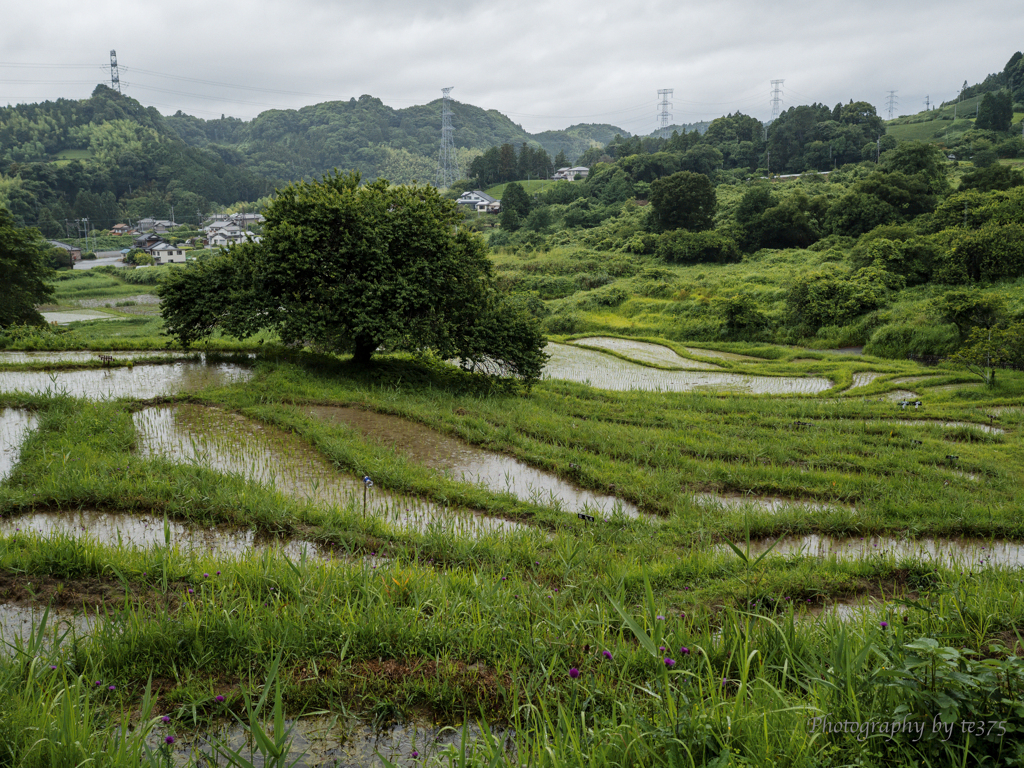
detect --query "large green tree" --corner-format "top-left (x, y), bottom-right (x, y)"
top-left (159, 172), bottom-right (547, 381)
top-left (0, 207), bottom-right (54, 327)
top-left (649, 171), bottom-right (715, 231)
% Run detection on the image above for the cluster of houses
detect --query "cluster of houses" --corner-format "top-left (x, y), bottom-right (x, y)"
top-left (455, 167), bottom-right (590, 212)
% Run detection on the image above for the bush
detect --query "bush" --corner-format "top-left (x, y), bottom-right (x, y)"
top-left (544, 313), bottom-right (582, 334)
top-left (864, 321), bottom-right (960, 358)
top-left (657, 230), bottom-right (740, 264)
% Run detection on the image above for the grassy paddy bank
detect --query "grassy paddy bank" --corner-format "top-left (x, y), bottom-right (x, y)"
top-left (0, 345), bottom-right (1023, 766)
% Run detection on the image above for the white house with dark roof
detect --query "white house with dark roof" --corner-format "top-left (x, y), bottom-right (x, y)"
top-left (150, 243), bottom-right (190, 264)
top-left (553, 166), bottom-right (589, 181)
top-left (455, 190), bottom-right (500, 213)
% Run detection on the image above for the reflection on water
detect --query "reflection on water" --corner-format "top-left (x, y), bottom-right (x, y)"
top-left (134, 406), bottom-right (526, 537)
top-left (153, 716), bottom-right (510, 768)
top-left (0, 408), bottom-right (38, 482)
top-left (0, 510), bottom-right (317, 560)
top-left (0, 363), bottom-right (252, 399)
top-left (543, 344), bottom-right (832, 395)
top-left (572, 337), bottom-right (719, 369)
top-left (308, 406), bottom-right (639, 519)
top-left (0, 603), bottom-right (96, 655)
top-left (0, 350), bottom-right (195, 364)
top-left (738, 534), bottom-right (1024, 568)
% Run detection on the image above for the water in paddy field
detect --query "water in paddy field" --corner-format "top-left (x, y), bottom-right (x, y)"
top-left (151, 716), bottom-right (511, 768)
top-left (734, 535), bottom-right (1024, 568)
top-left (0, 510), bottom-right (318, 561)
top-left (543, 344), bottom-right (833, 394)
top-left (0, 362), bottom-right (252, 400)
top-left (0, 350), bottom-right (198, 364)
top-left (0, 408), bottom-right (38, 482)
top-left (307, 406), bottom-right (640, 519)
top-left (133, 406), bottom-right (528, 537)
top-left (0, 603), bottom-right (96, 656)
top-left (571, 337), bottom-right (721, 369)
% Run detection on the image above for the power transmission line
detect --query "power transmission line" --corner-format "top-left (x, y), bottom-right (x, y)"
top-left (657, 89), bottom-right (673, 139)
top-left (886, 90), bottom-right (898, 119)
top-left (435, 87), bottom-right (456, 189)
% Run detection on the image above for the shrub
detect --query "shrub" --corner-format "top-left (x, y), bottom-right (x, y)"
top-left (657, 230), bottom-right (740, 264)
top-left (864, 321), bottom-right (960, 358)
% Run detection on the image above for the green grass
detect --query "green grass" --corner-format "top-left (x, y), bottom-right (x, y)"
top-left (1, 349), bottom-right (1024, 765)
top-left (52, 148), bottom-right (93, 161)
top-left (485, 179), bottom-right (562, 198)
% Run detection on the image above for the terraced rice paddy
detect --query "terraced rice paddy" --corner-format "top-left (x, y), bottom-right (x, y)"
top-left (571, 337), bottom-right (719, 369)
top-left (133, 405), bottom-right (527, 536)
top-left (306, 406), bottom-right (639, 519)
top-left (543, 343), bottom-right (833, 394)
top-left (0, 362), bottom-right (252, 399)
top-left (0, 408), bottom-right (37, 482)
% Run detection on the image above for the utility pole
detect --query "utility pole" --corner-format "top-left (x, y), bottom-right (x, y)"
top-left (924, 95), bottom-right (930, 111)
top-left (110, 50), bottom-right (121, 95)
top-left (657, 89), bottom-right (673, 139)
top-left (435, 87), bottom-right (456, 189)
top-left (886, 90), bottom-right (898, 120)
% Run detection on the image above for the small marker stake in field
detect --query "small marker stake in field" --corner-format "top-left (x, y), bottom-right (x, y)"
top-left (577, 513), bottom-right (595, 523)
top-left (362, 476), bottom-right (373, 517)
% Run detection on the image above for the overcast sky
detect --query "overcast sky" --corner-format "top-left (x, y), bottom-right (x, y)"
top-left (2, 0), bottom-right (1020, 135)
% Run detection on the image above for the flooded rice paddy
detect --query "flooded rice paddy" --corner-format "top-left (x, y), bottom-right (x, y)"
top-left (571, 337), bottom-right (719, 369)
top-left (543, 344), bottom-right (832, 395)
top-left (133, 406), bottom-right (528, 536)
top-left (737, 535), bottom-right (1024, 568)
top-left (0, 603), bottom-right (97, 655)
top-left (849, 372), bottom-right (884, 389)
top-left (306, 406), bottom-right (639, 518)
top-left (0, 362), bottom-right (252, 399)
top-left (0, 408), bottom-right (38, 482)
top-left (0, 510), bottom-right (318, 561)
top-left (152, 716), bottom-right (508, 768)
top-left (0, 350), bottom-right (196, 364)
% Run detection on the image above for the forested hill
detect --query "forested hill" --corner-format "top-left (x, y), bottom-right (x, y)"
top-left (0, 84), bottom-right (628, 234)
top-left (163, 95), bottom-right (625, 184)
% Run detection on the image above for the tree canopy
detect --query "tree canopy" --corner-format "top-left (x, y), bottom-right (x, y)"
top-left (0, 207), bottom-right (54, 327)
top-left (649, 171), bottom-right (716, 231)
top-left (159, 172), bottom-right (547, 382)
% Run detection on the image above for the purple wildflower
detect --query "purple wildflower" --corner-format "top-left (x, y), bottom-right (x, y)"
top-left (602, 650), bottom-right (613, 660)
top-left (411, 751), bottom-right (419, 759)
top-left (664, 658), bottom-right (675, 668)
top-left (216, 570), bottom-right (221, 576)
top-left (215, 695), bottom-right (225, 702)
top-left (108, 685), bottom-right (115, 691)
top-left (569, 667), bottom-right (580, 679)
top-left (680, 646), bottom-right (690, 655)
top-left (203, 573), bottom-right (209, 578)
top-left (656, 615), bottom-right (665, 620)
top-left (880, 621), bottom-right (889, 629)
top-left (161, 716), bottom-right (170, 723)
top-left (165, 735), bottom-right (175, 745)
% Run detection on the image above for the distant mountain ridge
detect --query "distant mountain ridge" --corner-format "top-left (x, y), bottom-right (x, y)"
top-left (163, 95), bottom-right (629, 185)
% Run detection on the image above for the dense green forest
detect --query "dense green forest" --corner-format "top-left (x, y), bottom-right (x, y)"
top-left (0, 85), bottom-right (628, 236)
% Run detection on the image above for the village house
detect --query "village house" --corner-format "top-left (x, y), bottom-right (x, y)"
top-left (552, 166), bottom-right (589, 181)
top-left (110, 224), bottom-right (132, 235)
top-left (48, 240), bottom-right (82, 262)
top-left (150, 243), bottom-right (191, 264)
top-left (455, 190), bottom-right (501, 213)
